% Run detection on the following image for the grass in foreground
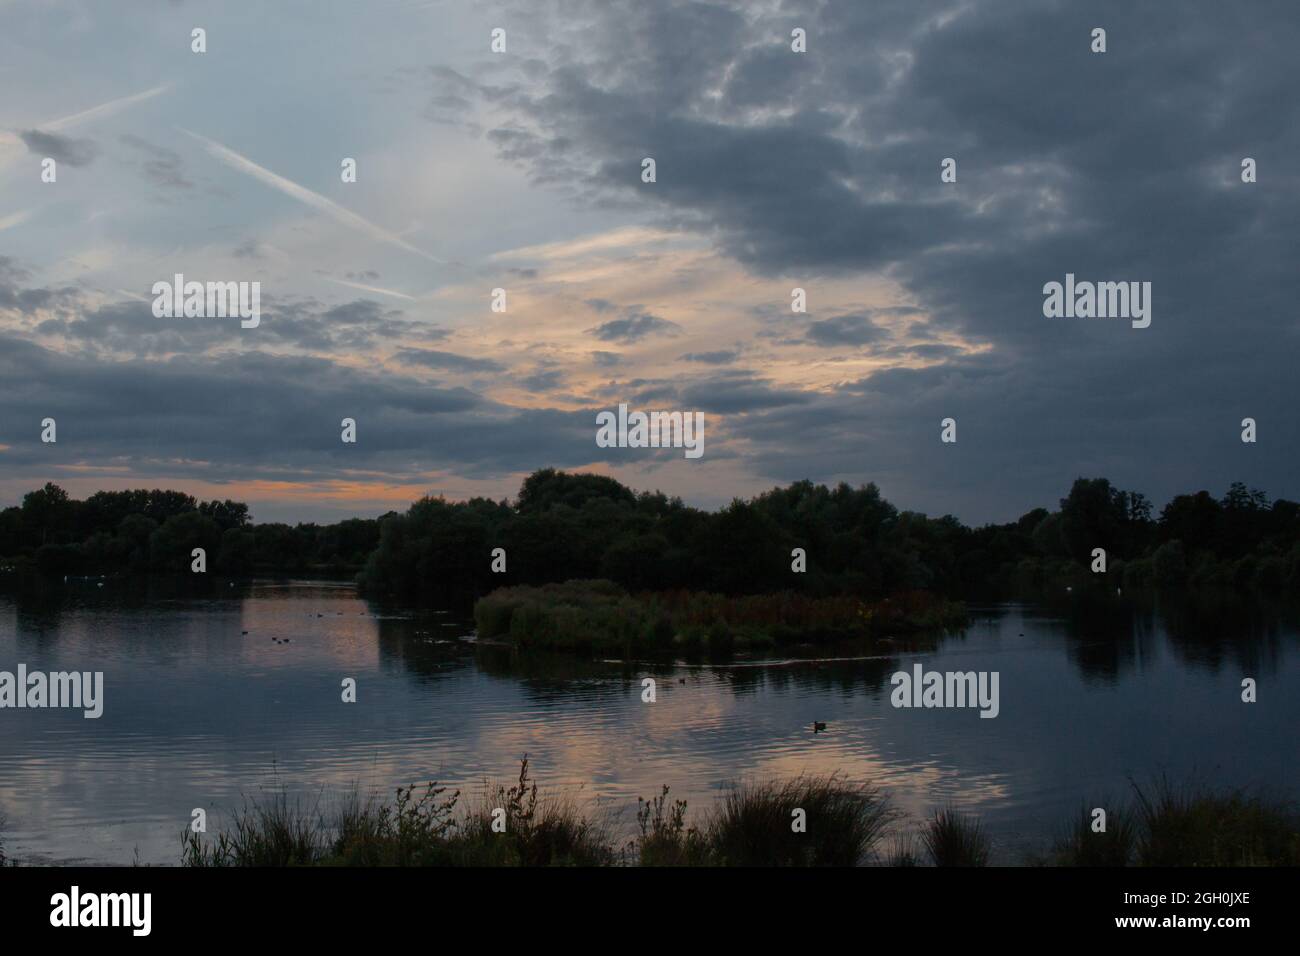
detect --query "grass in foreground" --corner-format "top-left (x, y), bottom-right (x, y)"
top-left (1048, 781), bottom-right (1300, 867)
top-left (632, 777), bottom-right (897, 866)
top-left (182, 762), bottom-right (892, 867)
top-left (183, 758), bottom-right (614, 867)
top-left (179, 766), bottom-right (1299, 868)
top-left (922, 808), bottom-right (992, 867)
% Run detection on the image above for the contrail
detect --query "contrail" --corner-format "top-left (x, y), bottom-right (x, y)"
top-left (0, 83), bottom-right (172, 172)
top-left (321, 275), bottom-right (416, 300)
top-left (43, 83), bottom-right (171, 132)
top-left (179, 128), bottom-right (447, 266)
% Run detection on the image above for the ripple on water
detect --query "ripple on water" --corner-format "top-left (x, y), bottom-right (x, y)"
top-left (1, 588), bottom-right (1297, 865)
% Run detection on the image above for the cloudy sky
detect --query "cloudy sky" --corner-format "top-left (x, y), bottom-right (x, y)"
top-left (0, 0), bottom-right (1296, 524)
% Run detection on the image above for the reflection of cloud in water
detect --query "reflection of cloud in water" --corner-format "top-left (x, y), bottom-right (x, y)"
top-left (2, 585), bottom-right (1297, 866)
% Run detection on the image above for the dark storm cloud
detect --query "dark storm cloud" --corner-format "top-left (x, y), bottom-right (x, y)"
top-left (465, 0), bottom-right (1300, 520)
top-left (803, 313), bottom-right (893, 348)
top-left (28, 291), bottom-right (449, 358)
top-left (629, 383), bottom-right (680, 405)
top-left (520, 368), bottom-right (566, 392)
top-left (586, 308), bottom-right (681, 343)
top-left (678, 371), bottom-right (813, 415)
top-left (594, 376), bottom-right (679, 405)
top-left (5, 1), bottom-right (1296, 523)
top-left (392, 348), bottom-right (506, 373)
top-left (0, 258), bottom-right (78, 314)
top-left (0, 333), bottom-right (614, 486)
top-left (19, 129), bottom-right (99, 166)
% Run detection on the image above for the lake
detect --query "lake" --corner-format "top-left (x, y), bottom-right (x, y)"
top-left (1, 580), bottom-right (1297, 865)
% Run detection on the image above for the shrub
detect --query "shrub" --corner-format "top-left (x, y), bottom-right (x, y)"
top-left (474, 581), bottom-right (965, 651)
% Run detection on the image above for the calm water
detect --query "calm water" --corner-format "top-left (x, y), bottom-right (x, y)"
top-left (1, 581), bottom-right (1297, 865)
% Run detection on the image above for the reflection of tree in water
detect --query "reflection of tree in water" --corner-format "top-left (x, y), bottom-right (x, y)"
top-left (373, 613), bottom-right (477, 683)
top-left (364, 592), bottom-right (1300, 701)
top-left (473, 644), bottom-right (637, 705)
top-left (711, 654), bottom-right (900, 698)
top-left (1053, 591), bottom-right (1293, 682)
top-left (379, 626), bottom-right (962, 705)
top-left (377, 621), bottom-right (661, 704)
top-left (1053, 595), bottom-right (1147, 684)
top-left (689, 631), bottom-right (954, 699)
top-left (583, 632), bottom-right (954, 699)
top-left (1155, 593), bottom-right (1292, 677)
top-left (11, 591), bottom-right (68, 646)
top-left (7, 576), bottom-right (257, 652)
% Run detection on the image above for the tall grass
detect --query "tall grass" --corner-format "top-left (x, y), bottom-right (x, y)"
top-left (706, 776), bottom-right (896, 866)
top-left (332, 781), bottom-right (462, 866)
top-left (179, 770), bottom-right (1298, 868)
top-left (884, 833), bottom-right (923, 867)
top-left (182, 758), bottom-right (614, 867)
top-left (181, 789), bottom-right (328, 867)
top-left (629, 777), bottom-right (896, 866)
top-left (1049, 782), bottom-right (1300, 866)
top-left (456, 758), bottom-right (616, 866)
top-left (632, 786), bottom-right (709, 866)
top-left (1049, 802), bottom-right (1137, 867)
top-left (1132, 780), bottom-right (1299, 866)
top-left (922, 808), bottom-right (991, 866)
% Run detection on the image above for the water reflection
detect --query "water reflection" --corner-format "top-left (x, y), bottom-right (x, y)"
top-left (1043, 591), bottom-right (1294, 682)
top-left (0, 580), bottom-right (1296, 865)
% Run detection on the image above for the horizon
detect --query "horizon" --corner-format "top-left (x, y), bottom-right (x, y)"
top-left (2, 467), bottom-right (1281, 531)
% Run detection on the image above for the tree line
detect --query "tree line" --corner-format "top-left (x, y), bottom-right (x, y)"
top-left (0, 484), bottom-right (383, 578)
top-left (3, 470), bottom-right (1298, 601)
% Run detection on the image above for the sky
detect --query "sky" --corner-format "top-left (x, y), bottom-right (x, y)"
top-left (0, 0), bottom-right (1296, 525)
